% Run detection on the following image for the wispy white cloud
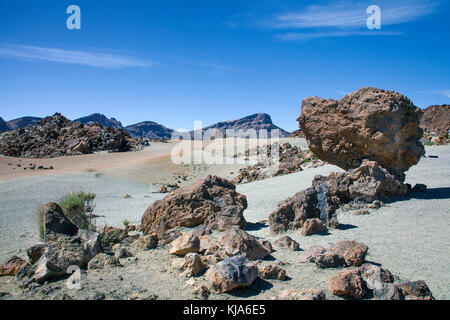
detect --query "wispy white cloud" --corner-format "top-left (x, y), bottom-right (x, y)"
top-left (264, 0), bottom-right (441, 41)
top-left (0, 44), bottom-right (156, 69)
top-left (277, 30), bottom-right (402, 41)
top-left (433, 90), bottom-right (450, 98)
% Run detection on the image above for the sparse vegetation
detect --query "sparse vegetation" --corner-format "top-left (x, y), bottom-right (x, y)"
top-left (59, 191), bottom-right (97, 231)
top-left (123, 219), bottom-right (130, 227)
top-left (35, 207), bottom-right (45, 240)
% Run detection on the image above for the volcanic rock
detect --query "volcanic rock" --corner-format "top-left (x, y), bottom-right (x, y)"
top-left (169, 233), bottom-right (200, 256)
top-left (0, 256), bottom-right (30, 277)
top-left (298, 87), bottom-right (424, 177)
top-left (258, 264), bottom-right (287, 280)
top-left (87, 253), bottom-right (121, 270)
top-left (269, 160), bottom-right (407, 234)
top-left (0, 113), bottom-right (148, 158)
top-left (300, 218), bottom-right (327, 236)
top-left (274, 236), bottom-right (300, 251)
top-left (26, 244), bottom-right (46, 264)
top-left (328, 268), bottom-right (366, 299)
top-left (302, 240), bottom-right (368, 268)
top-left (273, 288), bottom-right (326, 300)
top-left (205, 255), bottom-right (258, 293)
top-left (141, 176), bottom-right (247, 238)
top-left (219, 228), bottom-right (271, 261)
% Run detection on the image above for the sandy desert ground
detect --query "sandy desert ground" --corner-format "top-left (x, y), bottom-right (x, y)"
top-left (0, 138), bottom-right (448, 299)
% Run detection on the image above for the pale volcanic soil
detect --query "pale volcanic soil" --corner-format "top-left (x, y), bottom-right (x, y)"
top-left (0, 139), bottom-right (448, 300)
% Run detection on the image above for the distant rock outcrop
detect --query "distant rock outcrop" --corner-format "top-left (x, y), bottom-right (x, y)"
top-left (74, 113), bottom-right (123, 130)
top-left (420, 104), bottom-right (449, 134)
top-left (0, 113), bottom-right (148, 158)
top-left (124, 121), bottom-right (174, 139)
top-left (191, 113), bottom-right (290, 139)
top-left (298, 87), bottom-right (424, 177)
top-left (5, 116), bottom-right (42, 131)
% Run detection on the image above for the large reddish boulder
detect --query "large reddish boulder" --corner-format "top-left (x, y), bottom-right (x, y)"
top-left (141, 176), bottom-right (247, 238)
top-left (298, 87), bottom-right (424, 177)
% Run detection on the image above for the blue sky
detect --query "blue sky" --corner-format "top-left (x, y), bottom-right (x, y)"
top-left (0, 0), bottom-right (449, 131)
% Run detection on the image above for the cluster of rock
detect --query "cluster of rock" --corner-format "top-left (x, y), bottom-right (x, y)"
top-left (232, 143), bottom-right (322, 184)
top-left (268, 87), bottom-right (426, 236)
top-left (168, 227), bottom-right (283, 294)
top-left (0, 113), bottom-right (150, 158)
top-left (301, 241), bottom-right (434, 300)
top-left (269, 160), bottom-right (407, 234)
top-left (0, 202), bottom-right (153, 286)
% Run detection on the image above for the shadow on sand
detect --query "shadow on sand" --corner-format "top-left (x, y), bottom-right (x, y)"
top-left (227, 278), bottom-right (274, 298)
top-left (384, 187), bottom-right (450, 204)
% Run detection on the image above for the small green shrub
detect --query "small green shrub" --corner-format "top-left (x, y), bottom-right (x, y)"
top-left (35, 207), bottom-right (45, 240)
top-left (123, 219), bottom-right (130, 227)
top-left (59, 191), bottom-right (97, 231)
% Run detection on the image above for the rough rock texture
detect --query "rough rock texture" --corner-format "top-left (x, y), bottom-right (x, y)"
top-left (219, 228), bottom-right (271, 261)
top-left (258, 264), bottom-right (287, 280)
top-left (26, 244), bottom-right (46, 264)
top-left (273, 288), bottom-right (326, 300)
top-left (269, 160), bottom-right (407, 234)
top-left (302, 240), bottom-right (368, 268)
top-left (269, 187), bottom-right (320, 234)
top-left (0, 113), bottom-right (149, 158)
top-left (43, 202), bottom-right (79, 238)
top-left (328, 268), bottom-right (366, 299)
top-left (300, 218), bottom-right (327, 236)
top-left (132, 235), bottom-right (157, 251)
top-left (31, 203), bottom-right (102, 282)
top-left (177, 253), bottom-right (207, 277)
top-left (0, 256), bottom-right (30, 277)
top-left (420, 104), bottom-right (450, 134)
top-left (34, 233), bottom-right (91, 282)
top-left (141, 176), bottom-right (247, 238)
top-left (298, 87), bottom-right (425, 177)
top-left (274, 236), bottom-right (300, 251)
top-left (400, 280), bottom-right (435, 300)
top-left (289, 129), bottom-right (305, 138)
top-left (87, 253), bottom-right (121, 270)
top-left (205, 255), bottom-right (258, 293)
top-left (169, 233), bottom-right (200, 256)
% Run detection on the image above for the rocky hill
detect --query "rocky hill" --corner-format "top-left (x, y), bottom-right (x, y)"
top-left (420, 104), bottom-right (450, 134)
top-left (124, 121), bottom-right (174, 139)
top-left (0, 113), bottom-right (149, 158)
top-left (74, 113), bottom-right (123, 130)
top-left (190, 113), bottom-right (290, 139)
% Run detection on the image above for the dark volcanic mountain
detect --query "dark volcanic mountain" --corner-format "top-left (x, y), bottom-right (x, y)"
top-left (420, 104), bottom-right (450, 134)
top-left (6, 116), bottom-right (42, 130)
top-left (190, 113), bottom-right (290, 139)
top-left (124, 121), bottom-right (174, 139)
top-left (74, 113), bottom-right (123, 129)
top-left (0, 117), bottom-right (8, 132)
